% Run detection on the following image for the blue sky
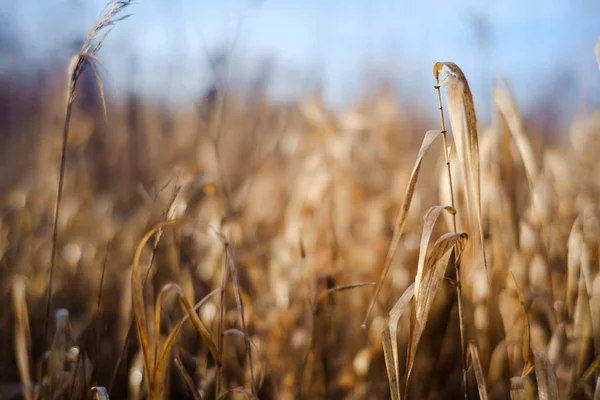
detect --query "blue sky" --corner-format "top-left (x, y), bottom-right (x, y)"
top-left (3, 0), bottom-right (599, 119)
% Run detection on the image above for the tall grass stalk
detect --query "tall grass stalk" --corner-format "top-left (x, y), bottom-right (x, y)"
top-left (43, 0), bottom-right (134, 349)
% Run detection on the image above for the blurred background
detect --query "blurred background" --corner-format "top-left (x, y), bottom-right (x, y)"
top-left (2, 0), bottom-right (599, 121)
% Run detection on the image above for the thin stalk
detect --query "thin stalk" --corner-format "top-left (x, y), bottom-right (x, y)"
top-left (435, 83), bottom-right (468, 400)
top-left (215, 247), bottom-right (228, 398)
top-left (91, 241), bottom-right (111, 385)
top-left (44, 84), bottom-right (77, 350)
top-left (225, 243), bottom-right (255, 394)
top-left (43, 0), bottom-right (134, 353)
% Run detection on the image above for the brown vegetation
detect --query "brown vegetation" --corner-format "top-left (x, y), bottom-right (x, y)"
top-left (1, 2), bottom-right (600, 399)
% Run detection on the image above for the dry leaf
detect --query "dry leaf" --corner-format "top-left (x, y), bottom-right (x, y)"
top-left (435, 61), bottom-right (488, 279)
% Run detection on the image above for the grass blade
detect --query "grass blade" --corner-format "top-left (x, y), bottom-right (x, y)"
top-left (155, 287), bottom-right (222, 394)
top-left (179, 295), bottom-right (220, 363)
top-left (382, 327), bottom-right (401, 400)
top-left (132, 219), bottom-right (223, 388)
top-left (174, 356), bottom-right (203, 400)
top-left (224, 243), bottom-right (256, 393)
top-left (363, 129), bottom-right (443, 327)
top-left (388, 283), bottom-right (415, 400)
top-left (468, 342), bottom-right (489, 400)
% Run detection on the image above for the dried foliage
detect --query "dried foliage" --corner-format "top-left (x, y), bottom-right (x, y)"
top-left (0, 5), bottom-right (600, 399)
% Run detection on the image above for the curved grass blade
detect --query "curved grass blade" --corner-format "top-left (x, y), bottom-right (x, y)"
top-left (132, 219), bottom-right (224, 386)
top-left (435, 62), bottom-right (488, 278)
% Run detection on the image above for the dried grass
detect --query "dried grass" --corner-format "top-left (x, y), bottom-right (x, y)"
top-left (0, 9), bottom-right (599, 399)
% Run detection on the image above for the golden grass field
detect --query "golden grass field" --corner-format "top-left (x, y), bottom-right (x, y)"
top-left (1, 2), bottom-right (600, 399)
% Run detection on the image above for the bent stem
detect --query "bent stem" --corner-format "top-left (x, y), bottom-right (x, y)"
top-left (434, 82), bottom-right (468, 400)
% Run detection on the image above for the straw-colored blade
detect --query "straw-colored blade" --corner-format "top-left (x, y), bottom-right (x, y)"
top-left (468, 342), bottom-right (489, 400)
top-left (363, 129), bottom-right (443, 326)
top-left (382, 327), bottom-right (401, 400)
top-left (388, 283), bottom-right (415, 400)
